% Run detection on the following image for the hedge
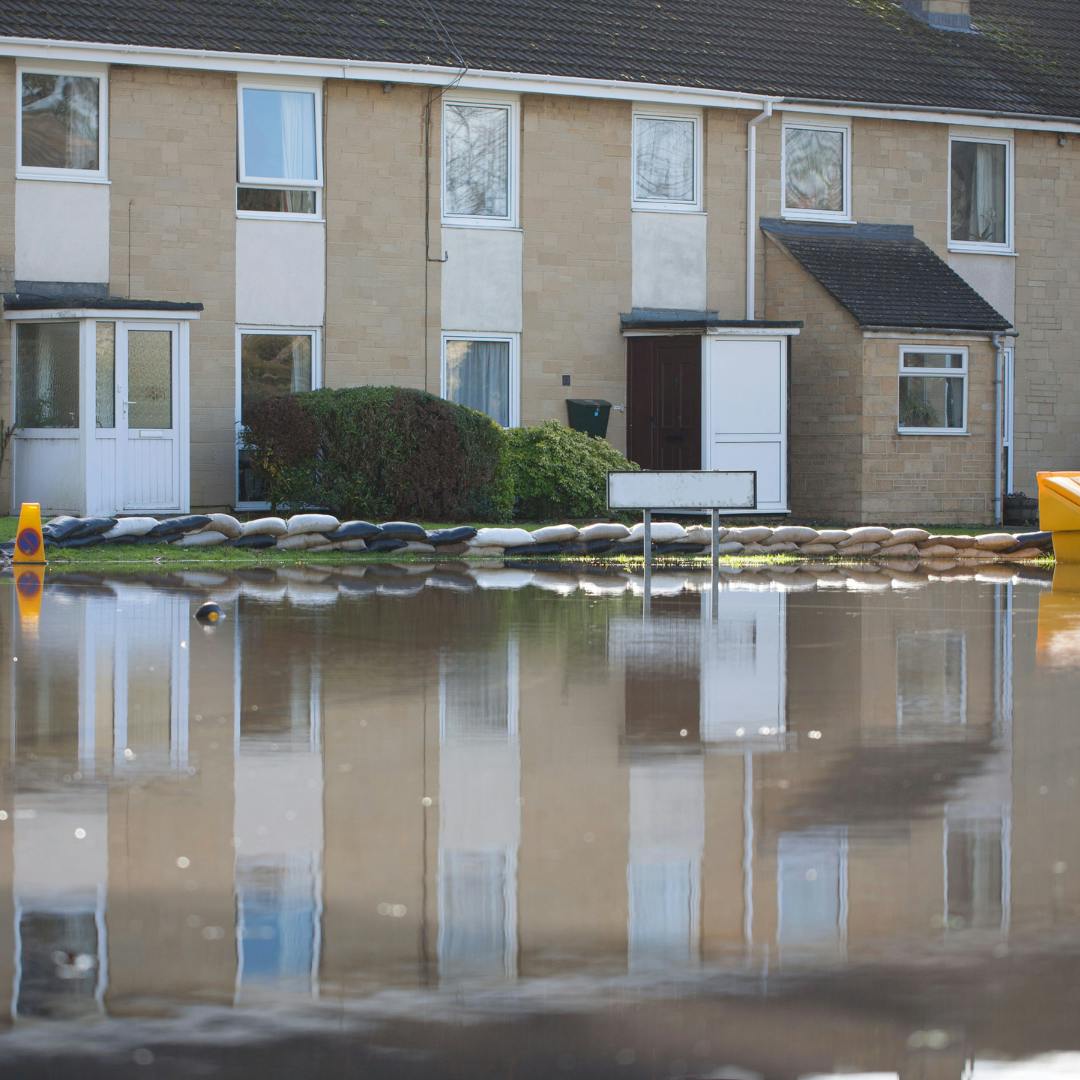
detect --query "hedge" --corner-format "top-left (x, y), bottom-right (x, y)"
top-left (242, 390), bottom-right (639, 523)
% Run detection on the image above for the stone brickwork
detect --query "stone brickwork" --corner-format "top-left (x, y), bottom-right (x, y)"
top-left (108, 66), bottom-right (237, 509)
top-left (704, 107), bottom-right (750, 315)
top-left (521, 95), bottom-right (632, 452)
top-left (0, 59), bottom-right (15, 511)
top-left (763, 238), bottom-right (866, 521)
top-left (324, 82), bottom-right (438, 398)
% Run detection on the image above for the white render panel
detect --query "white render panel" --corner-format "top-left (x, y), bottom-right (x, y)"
top-left (631, 211), bottom-right (707, 311)
top-left (15, 180), bottom-right (109, 284)
top-left (947, 252), bottom-right (1016, 324)
top-left (12, 435), bottom-right (83, 514)
top-left (441, 227), bottom-right (523, 332)
top-left (236, 218), bottom-right (326, 326)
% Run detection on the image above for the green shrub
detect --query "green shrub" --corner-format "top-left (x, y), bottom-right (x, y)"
top-left (242, 386), bottom-right (513, 522)
top-left (506, 421), bottom-right (638, 521)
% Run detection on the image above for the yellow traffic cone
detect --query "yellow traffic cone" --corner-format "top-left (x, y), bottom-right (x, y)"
top-left (13, 502), bottom-right (46, 565)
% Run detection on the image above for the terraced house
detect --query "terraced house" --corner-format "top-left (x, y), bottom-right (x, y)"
top-left (0, 0), bottom-right (1077, 524)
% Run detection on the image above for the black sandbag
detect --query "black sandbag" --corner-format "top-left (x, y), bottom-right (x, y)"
top-left (427, 526), bottom-right (478, 545)
top-left (325, 520), bottom-right (382, 542)
top-left (505, 542), bottom-right (565, 556)
top-left (377, 521), bottom-right (428, 541)
top-left (655, 541), bottom-right (710, 555)
top-left (367, 537), bottom-right (408, 553)
top-left (68, 517), bottom-right (118, 540)
top-left (58, 534), bottom-right (112, 549)
top-left (610, 538), bottom-right (651, 555)
top-left (146, 515), bottom-right (212, 539)
top-left (227, 534), bottom-right (278, 549)
top-left (0, 541), bottom-right (14, 559)
top-left (42, 516), bottom-right (84, 541)
top-left (103, 535), bottom-right (139, 546)
top-left (1014, 530), bottom-right (1054, 550)
top-left (562, 539), bottom-right (615, 556)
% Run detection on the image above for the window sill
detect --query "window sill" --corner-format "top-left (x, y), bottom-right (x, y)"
top-left (782, 210), bottom-right (853, 224)
top-left (947, 244), bottom-right (1017, 257)
top-left (897, 428), bottom-right (969, 437)
top-left (441, 218), bottom-right (520, 231)
top-left (236, 211), bottom-right (325, 223)
top-left (631, 204), bottom-right (706, 216)
top-left (16, 171), bottom-right (110, 185)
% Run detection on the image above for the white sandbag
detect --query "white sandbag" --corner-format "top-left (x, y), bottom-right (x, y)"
top-left (530, 524), bottom-right (580, 543)
top-left (769, 526), bottom-right (819, 545)
top-left (799, 542), bottom-right (838, 556)
top-left (473, 528), bottom-right (535, 548)
top-left (464, 545), bottom-right (506, 558)
top-left (173, 530), bottom-right (230, 547)
top-left (286, 513), bottom-right (340, 536)
top-left (928, 534), bottom-right (978, 549)
top-left (201, 513), bottom-right (243, 539)
top-left (880, 528), bottom-right (930, 547)
top-left (917, 543), bottom-right (958, 558)
top-left (975, 532), bottom-right (1021, 551)
top-left (629, 521), bottom-right (687, 543)
top-left (579, 522), bottom-right (632, 541)
top-left (714, 541), bottom-right (745, 556)
top-left (741, 543), bottom-right (770, 555)
top-left (838, 542), bottom-right (882, 556)
top-left (684, 524), bottom-right (728, 544)
top-left (761, 541), bottom-right (799, 553)
top-left (815, 530), bottom-right (851, 545)
top-left (881, 543), bottom-right (918, 557)
top-left (241, 516), bottom-right (288, 538)
top-left (725, 526), bottom-right (773, 544)
top-left (399, 541), bottom-right (437, 554)
top-left (276, 533), bottom-right (330, 551)
top-left (1005, 547), bottom-right (1046, 560)
top-left (956, 546), bottom-right (999, 560)
top-left (838, 527), bottom-right (893, 546)
top-left (102, 516), bottom-right (159, 540)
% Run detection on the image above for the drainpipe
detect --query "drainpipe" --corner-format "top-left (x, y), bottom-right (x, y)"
top-left (992, 334), bottom-right (1005, 526)
top-left (746, 101), bottom-right (773, 320)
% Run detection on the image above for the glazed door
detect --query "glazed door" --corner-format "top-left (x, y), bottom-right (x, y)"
top-left (118, 323), bottom-right (182, 512)
top-left (627, 337), bottom-right (702, 470)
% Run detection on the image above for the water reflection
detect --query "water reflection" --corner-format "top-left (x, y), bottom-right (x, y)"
top-left (1, 561), bottom-right (1079, 1077)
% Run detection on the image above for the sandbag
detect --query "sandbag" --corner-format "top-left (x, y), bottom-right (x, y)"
top-left (147, 515), bottom-right (212, 538)
top-left (399, 541), bottom-right (436, 554)
top-left (838, 527), bottom-right (893, 546)
top-left (714, 541), bottom-right (746, 556)
top-left (725, 526), bottom-right (773, 544)
top-left (103, 517), bottom-right (159, 540)
top-left (473, 528), bottom-right (535, 548)
top-left (655, 541), bottom-right (711, 555)
top-left (366, 537), bottom-right (408, 553)
top-left (975, 532), bottom-right (1023, 552)
top-left (241, 517), bottom-right (288, 538)
top-left (881, 543), bottom-right (919, 557)
top-left (684, 525), bottom-right (727, 544)
top-left (917, 543), bottom-right (958, 558)
top-left (335, 539), bottom-right (371, 552)
top-left (880, 528), bottom-right (930, 547)
top-left (326, 520), bottom-right (382, 542)
top-left (838, 542), bottom-right (882, 556)
top-left (287, 513), bottom-right (340, 536)
top-left (277, 533), bottom-right (331, 551)
top-left (815, 530), bottom-right (851, 545)
top-left (530, 524), bottom-right (580, 544)
top-left (761, 541), bottom-right (800, 553)
top-left (173, 530), bottom-right (230, 547)
top-left (42, 516), bottom-right (84, 541)
top-left (505, 542), bottom-right (566, 556)
top-left (629, 522), bottom-right (687, 543)
top-left (433, 541), bottom-right (471, 556)
top-left (769, 526), bottom-right (819, 545)
top-left (228, 534), bottom-right (278, 549)
top-left (741, 543), bottom-right (770, 555)
top-left (57, 534), bottom-right (112, 549)
top-left (579, 522), bottom-right (631, 542)
top-left (1007, 547), bottom-right (1047, 560)
top-left (378, 521), bottom-right (428, 542)
top-left (427, 526), bottom-right (477, 546)
top-left (563, 539), bottom-right (615, 555)
top-left (201, 513), bottom-right (243, 539)
top-left (800, 542), bottom-right (838, 556)
top-left (68, 516), bottom-right (118, 540)
top-left (464, 545), bottom-right (506, 557)
top-left (927, 534), bottom-right (977, 549)
top-left (1013, 530), bottom-right (1053, 550)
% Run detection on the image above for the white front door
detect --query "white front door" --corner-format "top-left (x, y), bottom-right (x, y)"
top-left (117, 323), bottom-right (182, 512)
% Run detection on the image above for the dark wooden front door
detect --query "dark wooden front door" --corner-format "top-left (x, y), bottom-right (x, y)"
top-left (626, 336), bottom-right (702, 470)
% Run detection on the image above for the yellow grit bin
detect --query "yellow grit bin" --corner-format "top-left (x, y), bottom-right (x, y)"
top-left (1038, 472), bottom-right (1080, 565)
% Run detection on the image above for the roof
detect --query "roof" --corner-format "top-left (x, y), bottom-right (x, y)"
top-left (760, 219), bottom-right (1012, 332)
top-left (2, 293), bottom-right (204, 312)
top-left (620, 309), bottom-right (803, 332)
top-left (0, 1), bottom-right (1078, 120)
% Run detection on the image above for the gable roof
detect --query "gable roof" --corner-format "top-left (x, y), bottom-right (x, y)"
top-left (0, 1), bottom-right (1078, 120)
top-left (761, 219), bottom-right (1013, 332)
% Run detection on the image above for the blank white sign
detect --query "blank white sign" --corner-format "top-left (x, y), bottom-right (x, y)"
top-left (608, 470), bottom-right (756, 510)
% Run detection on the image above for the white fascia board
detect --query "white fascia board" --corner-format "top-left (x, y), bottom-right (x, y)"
top-left (705, 326), bottom-right (801, 337)
top-left (3, 307), bottom-right (202, 320)
top-left (778, 100), bottom-right (1080, 135)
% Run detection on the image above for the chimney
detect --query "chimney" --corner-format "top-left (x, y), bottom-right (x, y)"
top-left (902, 0), bottom-right (973, 32)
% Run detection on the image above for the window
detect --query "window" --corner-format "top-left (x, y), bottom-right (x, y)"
top-left (15, 322), bottom-right (80, 429)
top-left (237, 83), bottom-right (322, 216)
top-left (440, 642), bottom-right (519, 741)
top-left (777, 830), bottom-right (847, 953)
top-left (441, 334), bottom-right (519, 427)
top-left (95, 322), bottom-right (115, 429)
top-left (950, 136), bottom-right (1011, 251)
top-left (782, 121), bottom-right (850, 220)
top-left (632, 111), bottom-right (701, 212)
top-left (236, 330), bottom-right (318, 504)
top-left (898, 347), bottom-right (968, 434)
top-left (17, 66), bottom-right (106, 179)
top-left (442, 98), bottom-right (518, 226)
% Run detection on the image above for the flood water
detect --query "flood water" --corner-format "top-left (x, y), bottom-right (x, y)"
top-left (2, 559), bottom-right (1080, 1079)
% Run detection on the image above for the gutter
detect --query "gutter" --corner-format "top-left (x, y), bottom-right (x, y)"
top-left (781, 95), bottom-right (1080, 128)
top-left (862, 325), bottom-right (1015, 336)
top-left (746, 101), bottom-right (774, 320)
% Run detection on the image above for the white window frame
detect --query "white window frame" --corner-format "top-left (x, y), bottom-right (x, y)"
top-left (781, 118), bottom-right (851, 223)
top-left (234, 326), bottom-right (323, 510)
top-left (897, 345), bottom-right (969, 436)
top-left (441, 94), bottom-right (520, 229)
top-left (631, 107), bottom-right (703, 213)
top-left (440, 332), bottom-right (521, 428)
top-left (948, 132), bottom-right (1014, 255)
top-left (15, 62), bottom-right (109, 182)
top-left (236, 78), bottom-right (324, 222)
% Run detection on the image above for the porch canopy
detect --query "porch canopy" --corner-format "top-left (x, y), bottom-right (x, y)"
top-left (4, 293), bottom-right (202, 517)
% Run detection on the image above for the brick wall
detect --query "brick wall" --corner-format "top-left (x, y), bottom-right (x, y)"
top-left (763, 237), bottom-right (866, 521)
top-left (521, 95), bottom-right (632, 451)
top-left (1012, 131), bottom-right (1080, 496)
top-left (705, 107), bottom-right (751, 316)
top-left (109, 65), bottom-right (237, 509)
top-left (324, 82), bottom-right (438, 397)
top-left (0, 59), bottom-right (14, 511)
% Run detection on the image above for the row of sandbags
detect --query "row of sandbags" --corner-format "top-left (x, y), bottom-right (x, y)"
top-left (12, 513), bottom-right (1056, 561)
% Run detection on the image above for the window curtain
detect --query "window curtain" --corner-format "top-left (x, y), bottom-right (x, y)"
top-left (952, 142), bottom-right (1005, 244)
top-left (446, 340), bottom-right (510, 426)
top-left (635, 117), bottom-right (694, 202)
top-left (279, 91), bottom-right (316, 212)
top-left (785, 127), bottom-right (844, 212)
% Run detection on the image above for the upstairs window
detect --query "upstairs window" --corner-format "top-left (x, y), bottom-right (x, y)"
top-left (782, 121), bottom-right (850, 221)
top-left (442, 98), bottom-right (517, 227)
top-left (17, 67), bottom-right (106, 179)
top-left (950, 136), bottom-right (1011, 251)
top-left (632, 111), bottom-right (702, 212)
top-left (237, 83), bottom-right (322, 217)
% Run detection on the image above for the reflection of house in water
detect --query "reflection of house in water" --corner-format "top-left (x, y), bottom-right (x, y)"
top-left (1, 571), bottom-right (1079, 1074)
